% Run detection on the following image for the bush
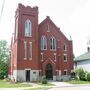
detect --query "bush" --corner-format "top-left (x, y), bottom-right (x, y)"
top-left (80, 72), bottom-right (86, 81)
top-left (75, 68), bottom-right (86, 81)
top-left (87, 73), bottom-right (90, 81)
top-left (42, 79), bottom-right (47, 84)
top-left (42, 77), bottom-right (47, 84)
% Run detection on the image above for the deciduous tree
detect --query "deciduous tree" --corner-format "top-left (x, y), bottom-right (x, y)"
top-left (0, 40), bottom-right (9, 79)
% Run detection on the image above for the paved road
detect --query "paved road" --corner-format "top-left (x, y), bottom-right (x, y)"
top-left (48, 85), bottom-right (90, 90)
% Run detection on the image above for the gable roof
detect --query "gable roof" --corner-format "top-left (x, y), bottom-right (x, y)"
top-left (39, 16), bottom-right (59, 29)
top-left (39, 16), bottom-right (69, 41)
top-left (74, 52), bottom-right (90, 62)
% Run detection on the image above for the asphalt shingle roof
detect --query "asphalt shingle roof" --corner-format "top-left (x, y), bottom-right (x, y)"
top-left (74, 52), bottom-right (90, 61)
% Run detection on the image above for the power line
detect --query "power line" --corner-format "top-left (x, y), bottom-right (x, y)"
top-left (0, 0), bottom-right (5, 23)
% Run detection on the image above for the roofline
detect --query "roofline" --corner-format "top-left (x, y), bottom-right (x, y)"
top-left (74, 59), bottom-right (90, 62)
top-left (39, 16), bottom-right (70, 41)
top-left (39, 16), bottom-right (59, 29)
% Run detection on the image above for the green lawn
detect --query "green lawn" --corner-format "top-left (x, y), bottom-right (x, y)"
top-left (0, 80), bottom-right (32, 88)
top-left (25, 82), bottom-right (54, 90)
top-left (68, 80), bottom-right (90, 84)
top-left (25, 87), bottom-right (51, 90)
top-left (37, 83), bottom-right (54, 86)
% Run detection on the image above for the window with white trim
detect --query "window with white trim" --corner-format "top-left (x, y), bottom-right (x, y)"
top-left (50, 36), bottom-right (56, 50)
top-left (41, 36), bottom-right (47, 50)
top-left (64, 70), bottom-right (68, 75)
top-left (29, 42), bottom-right (32, 60)
top-left (64, 54), bottom-right (67, 62)
top-left (64, 44), bottom-right (67, 51)
top-left (25, 19), bottom-right (32, 37)
top-left (24, 41), bottom-right (27, 60)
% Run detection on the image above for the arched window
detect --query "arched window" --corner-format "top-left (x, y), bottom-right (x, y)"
top-left (50, 36), bottom-right (56, 50)
top-left (25, 19), bottom-right (32, 37)
top-left (41, 36), bottom-right (47, 50)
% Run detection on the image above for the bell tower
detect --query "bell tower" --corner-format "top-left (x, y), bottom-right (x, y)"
top-left (13, 3), bottom-right (39, 82)
top-left (15, 3), bottom-right (38, 40)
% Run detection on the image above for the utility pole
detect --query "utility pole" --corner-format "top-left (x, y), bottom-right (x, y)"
top-left (0, 0), bottom-right (5, 23)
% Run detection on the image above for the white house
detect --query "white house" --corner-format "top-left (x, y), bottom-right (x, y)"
top-left (74, 47), bottom-right (90, 72)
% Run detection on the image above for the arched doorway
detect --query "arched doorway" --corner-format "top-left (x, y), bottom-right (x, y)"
top-left (45, 63), bottom-right (53, 80)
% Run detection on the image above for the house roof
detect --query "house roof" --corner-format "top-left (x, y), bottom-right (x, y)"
top-left (74, 52), bottom-right (90, 62)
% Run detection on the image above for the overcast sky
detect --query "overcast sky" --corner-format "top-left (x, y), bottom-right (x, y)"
top-left (0, 0), bottom-right (90, 57)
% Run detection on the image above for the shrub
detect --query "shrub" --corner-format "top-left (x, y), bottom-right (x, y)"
top-left (42, 79), bottom-right (47, 84)
top-left (42, 77), bottom-right (47, 84)
top-left (87, 73), bottom-right (90, 81)
top-left (75, 68), bottom-right (86, 81)
top-left (80, 72), bottom-right (86, 81)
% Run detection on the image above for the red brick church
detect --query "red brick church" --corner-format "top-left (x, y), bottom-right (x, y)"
top-left (8, 3), bottom-right (73, 82)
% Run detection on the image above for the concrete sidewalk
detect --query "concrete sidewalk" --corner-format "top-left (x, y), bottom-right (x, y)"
top-left (49, 81), bottom-right (90, 87)
top-left (49, 81), bottom-right (73, 87)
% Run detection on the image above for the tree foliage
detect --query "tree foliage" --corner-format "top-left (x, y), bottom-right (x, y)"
top-left (0, 40), bottom-right (9, 79)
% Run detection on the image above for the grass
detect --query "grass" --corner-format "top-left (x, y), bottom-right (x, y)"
top-left (25, 82), bottom-right (54, 90)
top-left (37, 82), bottom-right (54, 86)
top-left (0, 79), bottom-right (53, 89)
top-left (68, 80), bottom-right (90, 84)
top-left (25, 87), bottom-right (51, 90)
top-left (0, 79), bottom-right (32, 88)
